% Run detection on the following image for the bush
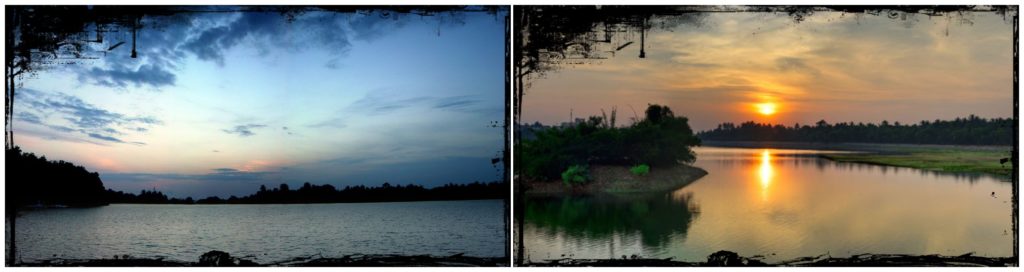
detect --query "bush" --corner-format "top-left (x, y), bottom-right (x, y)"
top-left (517, 104), bottom-right (701, 181)
top-left (630, 164), bottom-right (650, 176)
top-left (561, 164), bottom-right (590, 186)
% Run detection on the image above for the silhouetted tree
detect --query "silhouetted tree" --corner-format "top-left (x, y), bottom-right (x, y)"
top-left (644, 104), bottom-right (673, 124)
top-left (6, 146), bottom-right (108, 207)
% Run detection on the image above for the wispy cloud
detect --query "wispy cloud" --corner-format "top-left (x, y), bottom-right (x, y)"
top-left (349, 91), bottom-right (490, 114)
top-left (15, 88), bottom-right (161, 145)
top-left (107, 168), bottom-right (276, 183)
top-left (79, 63), bottom-right (177, 89)
top-left (347, 90), bottom-right (428, 115)
top-left (87, 133), bottom-right (124, 143)
top-left (433, 95), bottom-right (481, 111)
top-left (311, 91), bottom-right (493, 129)
top-left (223, 123), bottom-right (266, 137)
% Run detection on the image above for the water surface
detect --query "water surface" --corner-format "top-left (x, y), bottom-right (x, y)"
top-left (8, 199), bottom-right (504, 263)
top-left (524, 147), bottom-right (1013, 262)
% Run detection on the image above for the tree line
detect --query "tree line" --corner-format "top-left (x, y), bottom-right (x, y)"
top-left (7, 146), bottom-right (505, 207)
top-left (106, 181), bottom-right (505, 205)
top-left (697, 115), bottom-right (1013, 145)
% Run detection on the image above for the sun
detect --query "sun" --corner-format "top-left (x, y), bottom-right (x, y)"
top-left (756, 103), bottom-right (777, 116)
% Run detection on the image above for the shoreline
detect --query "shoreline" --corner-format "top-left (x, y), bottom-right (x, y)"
top-left (13, 251), bottom-right (506, 267)
top-left (701, 141), bottom-right (1013, 177)
top-left (15, 198), bottom-right (505, 210)
top-left (523, 164), bottom-right (708, 196)
top-left (523, 250), bottom-right (1015, 267)
top-left (700, 140), bottom-right (1012, 153)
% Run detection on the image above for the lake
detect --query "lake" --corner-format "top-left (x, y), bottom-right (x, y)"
top-left (523, 147), bottom-right (1013, 263)
top-left (7, 199), bottom-right (504, 263)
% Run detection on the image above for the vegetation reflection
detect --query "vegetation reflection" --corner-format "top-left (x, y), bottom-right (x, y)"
top-left (525, 193), bottom-right (699, 249)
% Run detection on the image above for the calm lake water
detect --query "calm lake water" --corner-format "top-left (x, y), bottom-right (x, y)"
top-left (7, 199), bottom-right (504, 263)
top-left (523, 147), bottom-right (1014, 262)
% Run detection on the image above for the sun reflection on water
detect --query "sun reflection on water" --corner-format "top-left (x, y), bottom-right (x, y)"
top-left (758, 149), bottom-right (773, 201)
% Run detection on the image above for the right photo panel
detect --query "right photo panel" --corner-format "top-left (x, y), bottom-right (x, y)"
top-left (514, 6), bottom-right (1018, 267)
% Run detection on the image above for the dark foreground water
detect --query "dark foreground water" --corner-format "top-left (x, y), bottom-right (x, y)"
top-left (7, 199), bottom-right (504, 263)
top-left (524, 147), bottom-right (1013, 263)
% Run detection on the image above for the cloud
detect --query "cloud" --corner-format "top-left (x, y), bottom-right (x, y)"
top-left (46, 125), bottom-right (76, 133)
top-left (20, 89), bottom-right (163, 130)
top-left (64, 8), bottom-right (483, 90)
top-left (16, 111), bottom-right (43, 125)
top-left (774, 56), bottom-right (820, 77)
top-left (348, 91), bottom-right (490, 115)
top-left (102, 168), bottom-right (281, 198)
top-left (223, 123), bottom-right (266, 137)
top-left (14, 88), bottom-right (160, 145)
top-left (347, 90), bottom-right (427, 115)
top-left (311, 91), bottom-right (495, 129)
top-left (285, 156), bottom-right (501, 189)
top-left (80, 63), bottom-right (177, 89)
top-left (107, 168), bottom-right (276, 183)
top-left (85, 133), bottom-right (144, 146)
top-left (87, 133), bottom-right (124, 143)
top-left (181, 12), bottom-right (285, 65)
top-left (309, 117), bottom-right (348, 129)
top-left (177, 10), bottom-right (410, 67)
top-left (434, 95), bottom-right (481, 111)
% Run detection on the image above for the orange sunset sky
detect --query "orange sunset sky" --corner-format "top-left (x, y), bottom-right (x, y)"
top-left (520, 10), bottom-right (1014, 131)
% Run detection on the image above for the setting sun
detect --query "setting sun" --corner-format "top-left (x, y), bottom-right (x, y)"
top-left (756, 103), bottom-right (777, 116)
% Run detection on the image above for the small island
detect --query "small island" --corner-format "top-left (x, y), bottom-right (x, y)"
top-left (517, 104), bottom-right (706, 195)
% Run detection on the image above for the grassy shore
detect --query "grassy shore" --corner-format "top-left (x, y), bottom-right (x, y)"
top-left (822, 150), bottom-right (1012, 176)
top-left (524, 164), bottom-right (708, 195)
top-left (702, 141), bottom-right (1014, 177)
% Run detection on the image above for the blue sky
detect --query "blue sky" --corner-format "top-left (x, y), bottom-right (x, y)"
top-left (14, 7), bottom-right (508, 198)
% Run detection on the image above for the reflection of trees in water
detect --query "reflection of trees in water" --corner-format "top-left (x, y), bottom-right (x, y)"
top-left (525, 192), bottom-right (699, 249)
top-left (829, 160), bottom-right (998, 184)
top-left (799, 156), bottom-right (997, 183)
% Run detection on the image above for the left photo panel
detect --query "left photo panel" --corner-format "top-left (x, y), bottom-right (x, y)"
top-left (4, 6), bottom-right (510, 267)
